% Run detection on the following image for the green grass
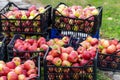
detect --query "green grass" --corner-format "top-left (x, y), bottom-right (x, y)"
top-left (33, 0), bottom-right (120, 39)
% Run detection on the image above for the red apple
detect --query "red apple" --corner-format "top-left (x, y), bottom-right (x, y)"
top-left (62, 60), bottom-right (71, 66)
top-left (15, 66), bottom-right (23, 75)
top-left (77, 46), bottom-right (85, 54)
top-left (62, 36), bottom-right (69, 44)
top-left (60, 53), bottom-right (69, 60)
top-left (72, 63), bottom-right (80, 72)
top-left (101, 40), bottom-right (110, 48)
top-left (106, 44), bottom-right (116, 54)
top-left (27, 69), bottom-right (37, 76)
top-left (2, 67), bottom-right (10, 76)
top-left (6, 61), bottom-right (16, 69)
top-left (46, 55), bottom-right (54, 61)
top-left (79, 59), bottom-right (88, 66)
top-left (29, 74), bottom-right (37, 79)
top-left (40, 44), bottom-right (48, 51)
top-left (0, 61), bottom-right (6, 66)
top-left (24, 60), bottom-right (35, 71)
top-left (47, 39), bottom-right (55, 46)
top-left (52, 57), bottom-right (62, 66)
top-left (28, 5), bottom-right (37, 12)
top-left (7, 71), bottom-right (18, 80)
top-left (49, 49), bottom-right (59, 57)
top-left (68, 51), bottom-right (78, 63)
top-left (109, 39), bottom-right (118, 46)
top-left (12, 57), bottom-right (21, 66)
top-left (0, 76), bottom-right (7, 80)
top-left (90, 38), bottom-right (98, 46)
top-left (116, 43), bottom-right (120, 50)
top-left (82, 50), bottom-right (91, 60)
top-left (18, 74), bottom-right (26, 80)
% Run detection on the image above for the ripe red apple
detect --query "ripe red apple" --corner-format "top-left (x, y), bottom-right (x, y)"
top-left (46, 55), bottom-right (54, 62)
top-left (79, 59), bottom-right (88, 66)
top-left (109, 39), bottom-right (118, 46)
top-left (28, 5), bottom-right (37, 12)
top-left (106, 44), bottom-right (116, 54)
top-left (37, 37), bottom-right (46, 47)
top-left (27, 69), bottom-right (37, 76)
top-left (24, 60), bottom-right (35, 71)
top-left (22, 70), bottom-right (27, 76)
top-left (14, 66), bottom-right (23, 75)
top-left (18, 74), bottom-right (26, 80)
top-left (116, 43), bottom-right (120, 50)
top-left (6, 62), bottom-right (16, 69)
top-left (77, 46), bottom-right (85, 54)
top-left (49, 49), bottom-right (59, 57)
top-left (52, 57), bottom-right (62, 66)
top-left (47, 39), bottom-right (55, 46)
top-left (68, 51), bottom-right (78, 63)
top-left (2, 67), bottom-right (10, 76)
top-left (0, 76), bottom-right (7, 80)
top-left (29, 74), bottom-right (37, 79)
top-left (12, 57), bottom-right (21, 66)
top-left (60, 53), bottom-right (69, 60)
top-left (82, 51), bottom-right (91, 60)
top-left (62, 60), bottom-right (71, 66)
top-left (90, 38), bottom-right (98, 46)
top-left (7, 71), bottom-right (18, 80)
top-left (80, 41), bottom-right (91, 49)
top-left (40, 44), bottom-right (48, 51)
top-left (89, 50), bottom-right (96, 59)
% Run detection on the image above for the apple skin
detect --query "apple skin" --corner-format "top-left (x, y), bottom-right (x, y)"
top-left (60, 53), bottom-right (69, 60)
top-left (2, 67), bottom-right (10, 76)
top-left (40, 44), bottom-right (48, 51)
top-left (106, 44), bottom-right (116, 54)
top-left (82, 51), bottom-right (91, 60)
top-left (6, 62), bottom-right (16, 69)
top-left (7, 71), bottom-right (18, 80)
top-left (24, 60), bottom-right (35, 71)
top-left (68, 51), bottom-right (78, 63)
top-left (62, 60), bottom-right (71, 66)
top-left (46, 55), bottom-right (54, 62)
top-left (62, 36), bottom-right (70, 44)
top-left (77, 46), bottom-right (85, 54)
top-left (101, 40), bottom-right (110, 48)
top-left (109, 39), bottom-right (118, 46)
top-left (27, 69), bottom-right (37, 76)
top-left (14, 66), bottom-right (23, 75)
top-left (0, 76), bottom-right (7, 80)
top-left (79, 59), bottom-right (88, 66)
top-left (18, 74), bottom-right (26, 80)
top-left (12, 57), bottom-right (21, 66)
top-left (72, 63), bottom-right (80, 72)
top-left (116, 43), bottom-right (120, 50)
top-left (52, 57), bottom-right (62, 66)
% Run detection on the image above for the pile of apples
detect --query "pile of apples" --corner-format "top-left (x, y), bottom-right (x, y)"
top-left (0, 57), bottom-right (38, 80)
top-left (45, 36), bottom-right (98, 79)
top-left (56, 4), bottom-right (99, 19)
top-left (2, 5), bottom-right (46, 32)
top-left (54, 4), bottom-right (99, 32)
top-left (13, 35), bottom-right (70, 60)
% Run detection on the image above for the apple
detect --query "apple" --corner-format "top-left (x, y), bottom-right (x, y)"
top-left (49, 49), bottom-right (59, 57)
top-left (40, 44), bottom-right (48, 51)
top-left (2, 67), bottom-right (10, 76)
top-left (0, 61), bottom-right (6, 66)
top-left (7, 71), bottom-right (18, 80)
top-left (38, 7), bottom-right (45, 13)
top-left (46, 55), bottom-right (54, 62)
top-left (18, 74), bottom-right (26, 80)
top-left (116, 43), bottom-right (120, 50)
top-left (28, 5), bottom-right (37, 12)
top-left (109, 39), bottom-right (118, 46)
top-left (68, 51), bottom-right (78, 63)
top-left (24, 60), bottom-right (35, 71)
top-left (14, 66), bottom-right (23, 75)
top-left (52, 57), bottom-right (62, 66)
top-left (101, 40), bottom-right (110, 48)
top-left (60, 53), bottom-right (69, 60)
top-left (77, 46), bottom-right (85, 54)
top-left (12, 57), bottom-right (21, 66)
top-left (62, 60), bottom-right (71, 66)
top-left (0, 76), bottom-right (7, 80)
top-left (29, 74), bottom-right (37, 79)
top-left (79, 59), bottom-right (88, 66)
top-left (62, 36), bottom-right (69, 44)
top-left (27, 69), bottom-right (37, 76)
top-left (6, 62), bottom-right (16, 69)
top-left (90, 38), bottom-right (98, 46)
top-left (82, 51), bottom-right (91, 60)
top-left (106, 44), bottom-right (116, 54)
top-left (72, 63), bottom-right (80, 72)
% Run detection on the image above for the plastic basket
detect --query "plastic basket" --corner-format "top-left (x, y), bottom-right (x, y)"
top-left (44, 47), bottom-right (97, 80)
top-left (0, 33), bottom-right (7, 61)
top-left (7, 33), bottom-right (48, 65)
top-left (97, 51), bottom-right (120, 72)
top-left (52, 2), bottom-right (103, 39)
top-left (0, 2), bottom-right (52, 34)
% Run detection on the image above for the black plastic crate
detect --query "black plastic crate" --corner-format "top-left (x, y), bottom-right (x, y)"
top-left (44, 47), bottom-right (97, 80)
top-left (0, 2), bottom-right (52, 34)
top-left (97, 51), bottom-right (120, 72)
top-left (7, 33), bottom-right (48, 66)
top-left (52, 2), bottom-right (103, 38)
top-left (0, 33), bottom-right (7, 61)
